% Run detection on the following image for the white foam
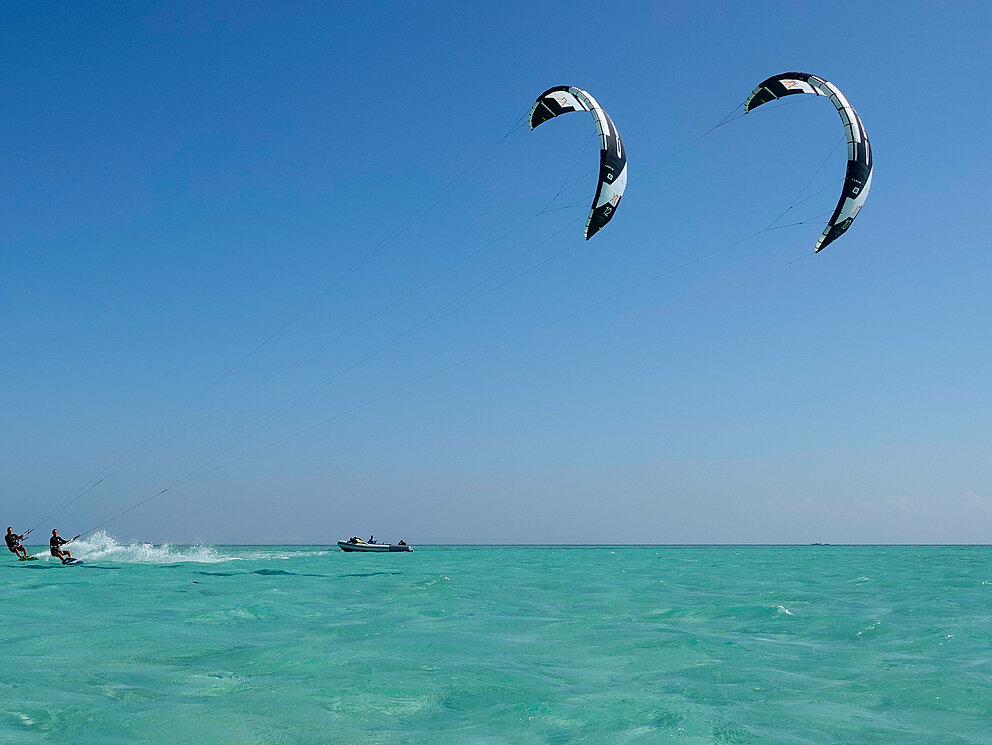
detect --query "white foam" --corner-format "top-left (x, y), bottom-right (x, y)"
top-left (38, 533), bottom-right (337, 564)
top-left (69, 531), bottom-right (231, 564)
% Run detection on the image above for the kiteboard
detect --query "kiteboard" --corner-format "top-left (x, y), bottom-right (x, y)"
top-left (18, 556), bottom-right (39, 561)
top-left (62, 558), bottom-right (83, 566)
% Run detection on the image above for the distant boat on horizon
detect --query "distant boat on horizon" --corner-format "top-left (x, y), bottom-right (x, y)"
top-left (337, 537), bottom-right (412, 552)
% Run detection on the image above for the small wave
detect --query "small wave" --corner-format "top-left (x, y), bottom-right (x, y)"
top-left (70, 531), bottom-right (231, 564)
top-left (237, 549), bottom-right (332, 561)
top-left (775, 605), bottom-right (794, 616)
top-left (857, 620), bottom-right (881, 637)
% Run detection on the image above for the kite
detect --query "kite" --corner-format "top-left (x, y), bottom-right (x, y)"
top-left (745, 72), bottom-right (873, 252)
top-left (529, 86), bottom-right (628, 241)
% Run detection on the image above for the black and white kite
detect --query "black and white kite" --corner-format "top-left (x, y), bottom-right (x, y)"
top-left (529, 86), bottom-right (628, 241)
top-left (745, 72), bottom-right (873, 252)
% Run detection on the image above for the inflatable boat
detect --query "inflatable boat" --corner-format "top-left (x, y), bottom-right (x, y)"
top-left (337, 539), bottom-right (412, 552)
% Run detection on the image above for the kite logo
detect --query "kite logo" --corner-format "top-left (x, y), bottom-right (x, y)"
top-left (783, 80), bottom-right (800, 89)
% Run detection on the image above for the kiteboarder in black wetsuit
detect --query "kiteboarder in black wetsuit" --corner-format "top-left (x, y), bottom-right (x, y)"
top-left (50, 529), bottom-right (75, 564)
top-left (5, 527), bottom-right (28, 559)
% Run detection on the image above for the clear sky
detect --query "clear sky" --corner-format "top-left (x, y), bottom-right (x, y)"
top-left (3, 1), bottom-right (990, 544)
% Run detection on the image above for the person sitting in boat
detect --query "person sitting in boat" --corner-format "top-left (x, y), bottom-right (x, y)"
top-left (5, 527), bottom-right (28, 559)
top-left (368, 535), bottom-right (376, 544)
top-left (397, 540), bottom-right (407, 546)
top-left (50, 529), bottom-right (75, 564)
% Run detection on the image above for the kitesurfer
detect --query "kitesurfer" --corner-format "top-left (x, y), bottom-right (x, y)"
top-left (5, 527), bottom-right (28, 559)
top-left (49, 529), bottom-right (75, 564)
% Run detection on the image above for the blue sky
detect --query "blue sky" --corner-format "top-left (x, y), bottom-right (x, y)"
top-left (3, 1), bottom-right (991, 544)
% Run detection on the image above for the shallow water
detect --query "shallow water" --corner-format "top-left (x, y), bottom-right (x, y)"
top-left (2, 536), bottom-right (990, 744)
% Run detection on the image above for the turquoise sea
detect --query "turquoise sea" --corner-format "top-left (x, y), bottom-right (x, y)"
top-left (2, 536), bottom-right (990, 744)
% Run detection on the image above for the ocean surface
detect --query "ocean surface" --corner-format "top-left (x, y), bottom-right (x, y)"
top-left (2, 536), bottom-right (990, 744)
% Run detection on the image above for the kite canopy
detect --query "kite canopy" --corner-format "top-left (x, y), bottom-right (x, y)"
top-left (745, 72), bottom-right (873, 252)
top-left (529, 86), bottom-right (628, 241)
